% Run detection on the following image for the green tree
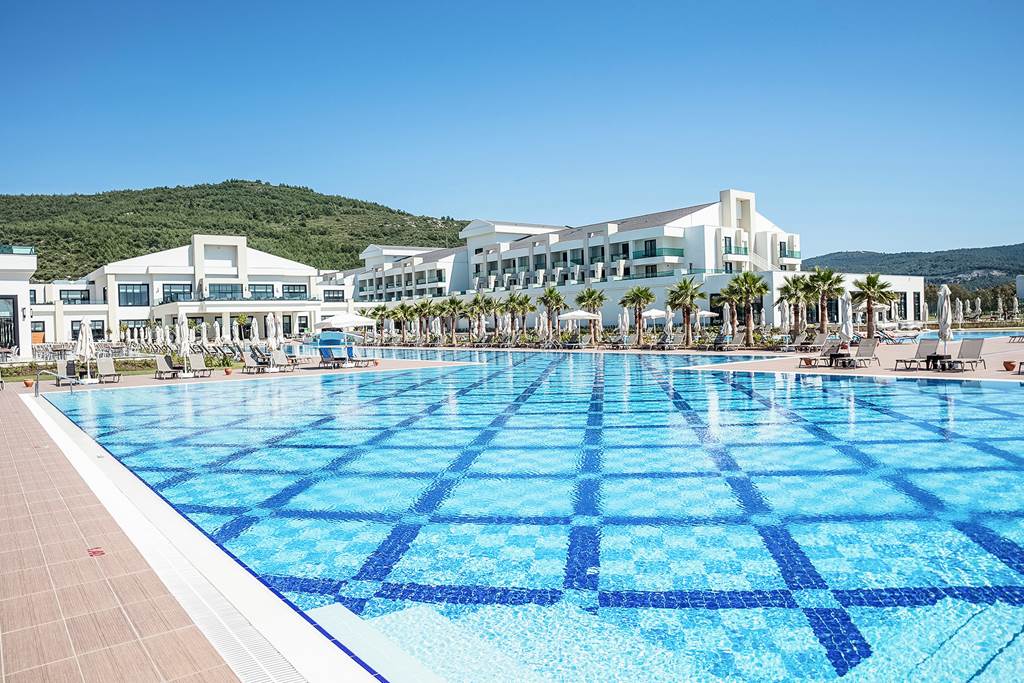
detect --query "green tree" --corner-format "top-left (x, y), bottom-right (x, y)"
top-left (439, 296), bottom-right (466, 345)
top-left (776, 275), bottom-right (808, 335)
top-left (665, 277), bottom-right (706, 347)
top-left (730, 272), bottom-right (770, 346)
top-left (619, 286), bottom-right (656, 344)
top-left (393, 303), bottom-right (414, 344)
top-left (538, 286), bottom-right (566, 335)
top-left (575, 287), bottom-right (607, 342)
top-left (808, 267), bottom-right (846, 333)
top-left (851, 274), bottom-right (898, 340)
top-left (718, 282), bottom-right (742, 337)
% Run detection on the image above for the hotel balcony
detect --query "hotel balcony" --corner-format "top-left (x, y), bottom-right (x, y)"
top-left (631, 248), bottom-right (685, 260)
top-left (778, 249), bottom-right (802, 264)
top-left (723, 245), bottom-right (750, 262)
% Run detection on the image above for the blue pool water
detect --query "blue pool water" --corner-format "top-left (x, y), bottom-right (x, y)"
top-left (919, 329), bottom-right (1023, 340)
top-left (47, 350), bottom-right (1024, 681)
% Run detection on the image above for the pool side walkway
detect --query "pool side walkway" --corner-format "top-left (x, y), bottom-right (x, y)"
top-left (0, 358), bottom-right (461, 683)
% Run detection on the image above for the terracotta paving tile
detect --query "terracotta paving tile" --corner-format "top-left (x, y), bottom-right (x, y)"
top-left (47, 556), bottom-right (103, 589)
top-left (0, 590), bottom-right (62, 633)
top-left (33, 510), bottom-right (78, 529)
top-left (35, 524), bottom-right (84, 546)
top-left (0, 529), bottom-right (42, 551)
top-left (2, 620), bottom-right (76, 674)
top-left (77, 640), bottom-right (162, 683)
top-left (143, 626), bottom-right (227, 681)
top-left (95, 547), bottom-right (151, 579)
top-left (0, 544), bottom-right (46, 573)
top-left (65, 606), bottom-right (138, 654)
top-left (5, 657), bottom-right (83, 683)
top-left (169, 665), bottom-right (241, 682)
top-left (55, 579), bottom-right (121, 618)
top-left (0, 566), bottom-right (53, 601)
top-left (122, 594), bottom-right (194, 639)
top-left (108, 570), bottom-right (171, 605)
top-left (40, 540), bottom-right (92, 565)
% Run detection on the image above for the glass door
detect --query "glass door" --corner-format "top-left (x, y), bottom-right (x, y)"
top-left (0, 296), bottom-right (16, 349)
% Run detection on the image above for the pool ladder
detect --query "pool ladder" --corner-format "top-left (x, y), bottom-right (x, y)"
top-left (34, 369), bottom-right (73, 397)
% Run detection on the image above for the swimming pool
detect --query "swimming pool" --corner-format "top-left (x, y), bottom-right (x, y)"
top-left (919, 329), bottom-right (1023, 340)
top-left (47, 350), bottom-right (1024, 681)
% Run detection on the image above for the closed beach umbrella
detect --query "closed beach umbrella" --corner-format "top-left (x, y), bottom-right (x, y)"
top-left (890, 300), bottom-right (900, 323)
top-left (176, 314), bottom-right (190, 373)
top-left (214, 319), bottom-right (222, 344)
top-left (840, 291), bottom-right (854, 340)
top-left (199, 321), bottom-right (208, 346)
top-left (778, 303), bottom-right (790, 336)
top-left (955, 299), bottom-right (964, 327)
top-left (921, 300), bottom-right (929, 325)
top-left (664, 306), bottom-right (673, 334)
top-left (277, 312), bottom-right (286, 345)
top-left (265, 314), bottom-right (276, 350)
top-left (997, 298), bottom-right (1004, 318)
top-left (75, 318), bottom-right (95, 379)
top-left (975, 297), bottom-right (982, 316)
top-left (964, 299), bottom-right (972, 317)
top-left (1014, 297), bottom-right (1020, 318)
top-left (937, 285), bottom-right (954, 354)
top-left (721, 302), bottom-right (732, 337)
top-left (250, 318), bottom-right (260, 344)
top-left (692, 309), bottom-right (702, 337)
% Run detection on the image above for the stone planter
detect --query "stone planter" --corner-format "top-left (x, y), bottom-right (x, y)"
top-left (23, 379), bottom-right (34, 388)
top-left (1003, 361), bottom-right (1017, 372)
top-left (224, 368), bottom-right (234, 376)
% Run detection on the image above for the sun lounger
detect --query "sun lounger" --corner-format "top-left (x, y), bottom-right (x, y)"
top-left (797, 333), bottom-right (826, 352)
top-left (1010, 335), bottom-right (1024, 344)
top-left (318, 347), bottom-right (342, 368)
top-left (800, 340), bottom-right (841, 367)
top-left (242, 352), bottom-right (269, 374)
top-left (187, 353), bottom-right (213, 378)
top-left (943, 338), bottom-right (986, 372)
top-left (851, 338), bottom-right (880, 367)
top-left (893, 338), bottom-right (939, 371)
top-left (97, 357), bottom-right (121, 383)
top-left (271, 350), bottom-right (296, 372)
top-left (154, 355), bottom-right (179, 380)
top-left (345, 346), bottom-right (374, 368)
top-left (703, 334), bottom-right (738, 352)
top-left (57, 360), bottom-right (82, 386)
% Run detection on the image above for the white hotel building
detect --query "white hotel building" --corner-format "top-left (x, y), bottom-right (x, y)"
top-left (0, 189), bottom-right (927, 361)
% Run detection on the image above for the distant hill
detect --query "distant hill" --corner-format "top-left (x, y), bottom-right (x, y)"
top-left (804, 243), bottom-right (1024, 290)
top-left (0, 180), bottom-right (467, 281)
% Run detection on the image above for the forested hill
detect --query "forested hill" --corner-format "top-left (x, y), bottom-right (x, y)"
top-left (804, 243), bottom-right (1024, 290)
top-left (0, 180), bottom-right (467, 281)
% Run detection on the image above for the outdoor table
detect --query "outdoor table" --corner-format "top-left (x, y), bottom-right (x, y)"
top-left (926, 354), bottom-right (951, 371)
top-left (829, 352), bottom-right (852, 368)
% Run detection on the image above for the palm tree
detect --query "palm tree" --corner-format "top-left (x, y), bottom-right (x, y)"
top-left (851, 273), bottom-right (898, 340)
top-left (439, 296), bottom-right (465, 345)
top-left (538, 286), bottom-right (566, 334)
top-left (510, 293), bottom-right (535, 336)
top-left (808, 267), bottom-right (846, 334)
top-left (730, 272), bottom-right (769, 346)
top-left (575, 287), bottom-right (607, 342)
top-left (718, 282), bottom-right (742, 337)
top-left (775, 275), bottom-right (805, 335)
top-left (393, 303), bottom-right (414, 344)
top-left (412, 299), bottom-right (434, 339)
top-left (619, 286), bottom-right (655, 344)
top-left (368, 305), bottom-right (389, 335)
top-left (665, 278), bottom-right (706, 347)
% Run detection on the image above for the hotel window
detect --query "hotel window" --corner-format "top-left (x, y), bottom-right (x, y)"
top-left (534, 254), bottom-right (546, 270)
top-left (249, 284), bottom-right (274, 300)
top-left (31, 321), bottom-right (44, 333)
top-left (913, 291), bottom-right (921, 321)
top-left (123, 319), bottom-right (148, 330)
top-left (207, 283), bottom-right (242, 300)
top-left (29, 290), bottom-right (37, 304)
top-left (282, 315), bottom-right (292, 335)
top-left (724, 262), bottom-right (734, 274)
top-left (71, 320), bottom-right (105, 341)
top-left (282, 285), bottom-right (308, 299)
top-left (60, 290), bottom-right (90, 305)
top-left (323, 290), bottom-right (346, 302)
top-left (642, 240), bottom-right (656, 258)
top-left (298, 315), bottom-right (309, 333)
top-left (163, 283), bottom-right (192, 302)
top-left (118, 284), bottom-right (150, 307)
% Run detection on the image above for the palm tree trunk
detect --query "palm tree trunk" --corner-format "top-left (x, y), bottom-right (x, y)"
top-left (684, 309), bottom-right (692, 346)
top-left (745, 304), bottom-right (754, 347)
top-left (635, 308), bottom-right (642, 345)
top-left (866, 299), bottom-right (875, 339)
top-left (819, 294), bottom-right (828, 333)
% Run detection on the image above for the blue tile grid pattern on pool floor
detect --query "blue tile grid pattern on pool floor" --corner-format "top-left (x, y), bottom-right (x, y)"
top-left (46, 348), bottom-right (1024, 681)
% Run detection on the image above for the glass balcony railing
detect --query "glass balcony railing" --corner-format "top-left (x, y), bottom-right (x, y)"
top-left (0, 245), bottom-right (36, 255)
top-left (160, 293), bottom-right (194, 304)
top-left (622, 269), bottom-right (678, 280)
top-left (685, 268), bottom-right (726, 275)
top-left (632, 248), bottom-right (686, 259)
top-left (610, 253), bottom-right (630, 262)
top-left (780, 250), bottom-right (801, 259)
top-left (723, 246), bottom-right (749, 255)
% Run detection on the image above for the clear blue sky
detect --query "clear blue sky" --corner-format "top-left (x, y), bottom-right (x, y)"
top-left (2, 1), bottom-right (1021, 256)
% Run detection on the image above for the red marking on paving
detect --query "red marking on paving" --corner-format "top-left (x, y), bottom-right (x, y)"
top-left (87, 547), bottom-right (105, 557)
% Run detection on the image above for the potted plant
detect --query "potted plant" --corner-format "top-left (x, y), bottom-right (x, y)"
top-left (23, 379), bottom-right (34, 388)
top-left (224, 366), bottom-right (234, 375)
top-left (1004, 360), bottom-right (1017, 372)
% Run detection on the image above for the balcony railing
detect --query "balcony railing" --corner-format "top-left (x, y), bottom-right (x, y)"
top-left (0, 245), bottom-right (36, 255)
top-left (610, 253), bottom-right (630, 262)
top-left (200, 294), bottom-right (320, 302)
top-left (723, 246), bottom-right (749, 255)
top-left (632, 248), bottom-right (685, 259)
top-left (621, 269), bottom-right (678, 280)
top-left (780, 250), bottom-right (801, 259)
